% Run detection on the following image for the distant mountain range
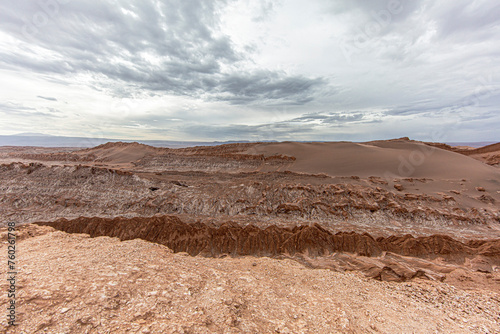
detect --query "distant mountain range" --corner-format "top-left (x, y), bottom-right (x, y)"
top-left (0, 133), bottom-right (495, 148)
top-left (445, 142), bottom-right (497, 148)
top-left (0, 134), bottom-right (254, 148)
top-left (12, 132), bottom-right (55, 137)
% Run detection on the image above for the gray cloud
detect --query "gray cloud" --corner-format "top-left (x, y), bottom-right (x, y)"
top-left (0, 0), bottom-right (326, 105)
top-left (384, 101), bottom-right (452, 116)
top-left (252, 0), bottom-right (276, 22)
top-left (213, 72), bottom-right (327, 105)
top-left (328, 0), bottom-right (422, 19)
top-left (0, 102), bottom-right (62, 118)
top-left (183, 122), bottom-right (317, 141)
top-left (37, 96), bottom-right (57, 101)
top-left (431, 1), bottom-right (500, 41)
top-left (178, 110), bottom-right (374, 141)
top-left (0, 102), bottom-right (36, 113)
top-left (291, 112), bottom-right (365, 124)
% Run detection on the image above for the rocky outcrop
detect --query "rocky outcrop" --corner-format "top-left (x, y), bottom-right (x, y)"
top-left (424, 141), bottom-right (500, 166)
top-left (36, 216), bottom-right (500, 260)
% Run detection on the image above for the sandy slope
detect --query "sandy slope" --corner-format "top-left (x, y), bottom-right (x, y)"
top-left (247, 140), bottom-right (500, 180)
top-left (77, 141), bottom-right (160, 164)
top-left (245, 141), bottom-right (500, 212)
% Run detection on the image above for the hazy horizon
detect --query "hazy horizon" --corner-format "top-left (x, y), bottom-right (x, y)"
top-left (0, 132), bottom-right (496, 149)
top-left (1, 1), bottom-right (499, 142)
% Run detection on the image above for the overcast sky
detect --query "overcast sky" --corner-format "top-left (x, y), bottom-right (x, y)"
top-left (0, 0), bottom-right (499, 142)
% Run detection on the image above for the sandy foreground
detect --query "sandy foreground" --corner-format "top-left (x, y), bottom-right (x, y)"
top-left (0, 224), bottom-right (499, 334)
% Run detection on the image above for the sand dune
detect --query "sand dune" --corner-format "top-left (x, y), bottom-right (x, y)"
top-left (15, 139), bottom-right (499, 182)
top-left (247, 140), bottom-right (500, 181)
top-left (76, 141), bottom-right (159, 163)
top-left (75, 139), bottom-right (500, 182)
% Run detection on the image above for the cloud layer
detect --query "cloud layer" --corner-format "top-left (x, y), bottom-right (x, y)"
top-left (0, 0), bottom-right (499, 142)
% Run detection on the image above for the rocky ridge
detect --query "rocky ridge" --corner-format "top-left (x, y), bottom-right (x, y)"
top-left (35, 215), bottom-right (500, 285)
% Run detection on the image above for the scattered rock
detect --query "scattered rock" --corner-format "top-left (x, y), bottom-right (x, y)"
top-left (477, 195), bottom-right (495, 204)
top-left (469, 257), bottom-right (493, 273)
top-left (171, 180), bottom-right (188, 187)
top-left (394, 184), bottom-right (404, 191)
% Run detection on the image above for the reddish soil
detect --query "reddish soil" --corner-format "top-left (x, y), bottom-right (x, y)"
top-left (1, 139), bottom-right (500, 332)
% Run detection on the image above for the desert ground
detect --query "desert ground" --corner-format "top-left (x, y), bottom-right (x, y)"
top-left (1, 138), bottom-right (499, 333)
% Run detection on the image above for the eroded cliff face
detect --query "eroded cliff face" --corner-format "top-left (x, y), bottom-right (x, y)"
top-left (34, 215), bottom-right (500, 259)
top-left (35, 215), bottom-right (500, 284)
top-left (425, 141), bottom-right (500, 166)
